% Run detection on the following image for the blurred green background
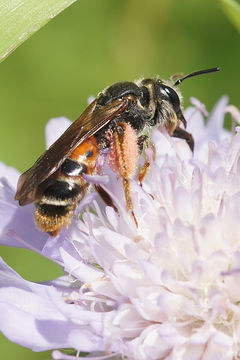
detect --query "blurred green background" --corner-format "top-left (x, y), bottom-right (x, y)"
top-left (0, 0), bottom-right (239, 358)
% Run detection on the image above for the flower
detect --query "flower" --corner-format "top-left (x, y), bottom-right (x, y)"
top-left (1, 97), bottom-right (240, 359)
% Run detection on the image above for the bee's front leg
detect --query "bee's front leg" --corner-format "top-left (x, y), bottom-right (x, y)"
top-left (137, 135), bottom-right (156, 186)
top-left (172, 126), bottom-right (194, 152)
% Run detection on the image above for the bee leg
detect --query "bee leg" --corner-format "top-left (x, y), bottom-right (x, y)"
top-left (112, 123), bottom-right (138, 227)
top-left (172, 126), bottom-right (194, 152)
top-left (94, 184), bottom-right (119, 214)
top-left (137, 135), bottom-right (156, 185)
top-left (122, 178), bottom-right (138, 228)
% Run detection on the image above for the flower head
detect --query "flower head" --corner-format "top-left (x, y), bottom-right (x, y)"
top-left (1, 98), bottom-right (240, 360)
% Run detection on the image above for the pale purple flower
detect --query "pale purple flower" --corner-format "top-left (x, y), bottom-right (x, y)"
top-left (1, 96), bottom-right (240, 359)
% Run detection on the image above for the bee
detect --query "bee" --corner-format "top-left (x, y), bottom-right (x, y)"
top-left (15, 67), bottom-right (219, 236)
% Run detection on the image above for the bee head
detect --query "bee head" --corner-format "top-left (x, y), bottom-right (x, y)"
top-left (154, 79), bottom-right (182, 115)
top-left (140, 67), bottom-right (220, 128)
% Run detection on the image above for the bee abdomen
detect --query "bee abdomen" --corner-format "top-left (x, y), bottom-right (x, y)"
top-left (34, 136), bottom-right (99, 236)
top-left (34, 203), bottom-right (75, 237)
top-left (36, 203), bottom-right (72, 217)
top-left (60, 159), bottom-right (87, 176)
top-left (34, 177), bottom-right (89, 236)
top-left (41, 180), bottom-right (84, 202)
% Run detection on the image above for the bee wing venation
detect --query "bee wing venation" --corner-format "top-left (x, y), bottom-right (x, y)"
top-left (15, 98), bottom-right (129, 206)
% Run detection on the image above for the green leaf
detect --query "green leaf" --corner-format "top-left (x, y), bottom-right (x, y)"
top-left (0, 0), bottom-right (77, 63)
top-left (219, 0), bottom-right (240, 33)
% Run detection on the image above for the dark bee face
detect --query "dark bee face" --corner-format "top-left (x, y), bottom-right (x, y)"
top-left (154, 80), bottom-right (181, 114)
top-left (138, 78), bottom-right (185, 129)
top-left (140, 78), bottom-right (181, 112)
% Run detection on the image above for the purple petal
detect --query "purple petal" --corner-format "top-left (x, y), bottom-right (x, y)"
top-left (0, 257), bottom-right (105, 352)
top-left (60, 248), bottom-right (102, 283)
top-left (206, 96), bottom-right (229, 142)
top-left (0, 177), bottom-right (47, 250)
top-left (75, 192), bottom-right (98, 214)
top-left (0, 162), bottom-right (20, 188)
top-left (184, 107), bottom-right (205, 138)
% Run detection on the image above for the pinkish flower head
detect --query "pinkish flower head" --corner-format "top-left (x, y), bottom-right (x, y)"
top-left (0, 97), bottom-right (240, 360)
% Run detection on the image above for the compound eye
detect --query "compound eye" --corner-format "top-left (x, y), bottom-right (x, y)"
top-left (160, 85), bottom-right (181, 113)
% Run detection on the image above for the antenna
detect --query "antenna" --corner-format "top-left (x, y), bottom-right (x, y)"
top-left (174, 67), bottom-right (220, 86)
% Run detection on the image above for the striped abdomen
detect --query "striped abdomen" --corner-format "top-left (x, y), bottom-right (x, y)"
top-left (34, 136), bottom-right (98, 236)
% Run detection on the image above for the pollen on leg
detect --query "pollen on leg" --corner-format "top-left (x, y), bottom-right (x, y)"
top-left (121, 123), bottom-right (139, 178)
top-left (108, 123), bottom-right (139, 179)
top-left (108, 135), bottom-right (119, 174)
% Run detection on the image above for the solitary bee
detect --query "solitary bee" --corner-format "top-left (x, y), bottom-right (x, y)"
top-left (15, 67), bottom-right (219, 236)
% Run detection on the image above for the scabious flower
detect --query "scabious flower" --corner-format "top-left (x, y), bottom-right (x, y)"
top-left (1, 96), bottom-right (240, 360)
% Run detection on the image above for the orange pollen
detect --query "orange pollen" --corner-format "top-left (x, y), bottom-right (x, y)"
top-left (108, 123), bottom-right (139, 179)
